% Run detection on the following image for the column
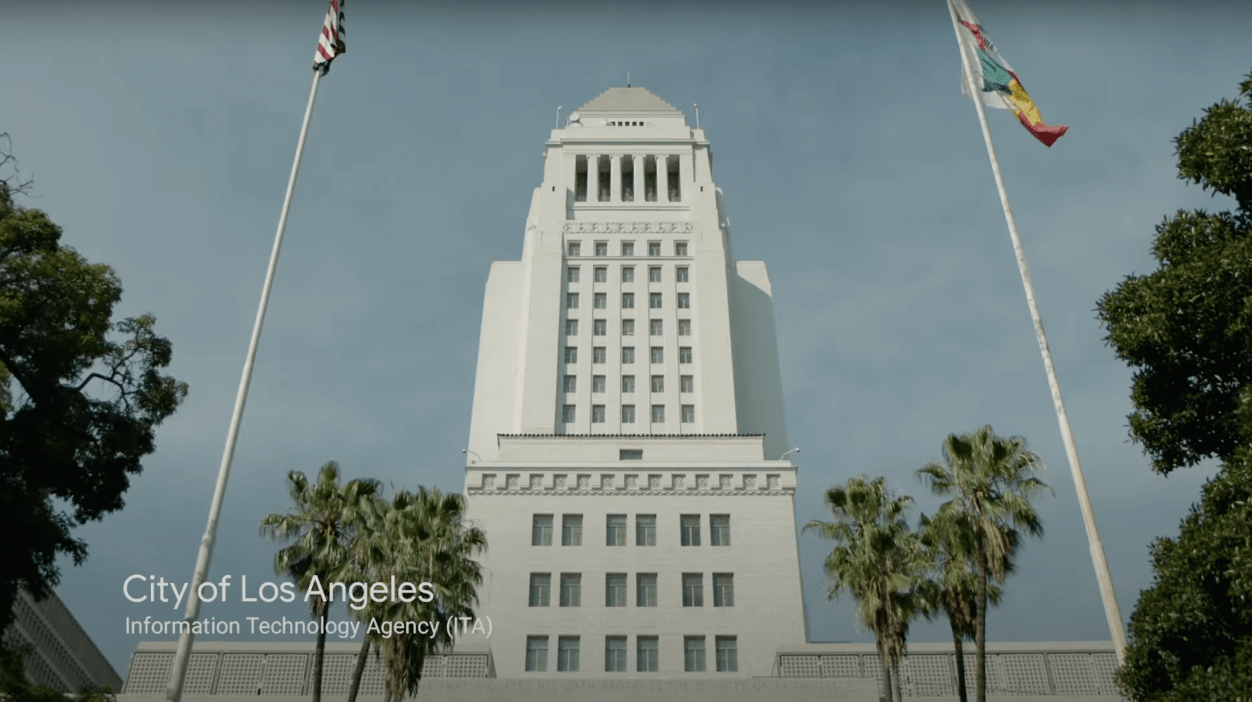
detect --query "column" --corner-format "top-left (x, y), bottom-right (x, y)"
top-left (677, 153), bottom-right (692, 202)
top-left (633, 155), bottom-right (645, 205)
top-left (609, 154), bottom-right (622, 203)
top-left (587, 155), bottom-right (600, 203)
top-left (657, 155), bottom-right (669, 203)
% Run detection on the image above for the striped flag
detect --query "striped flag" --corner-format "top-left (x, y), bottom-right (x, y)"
top-left (313, 0), bottom-right (346, 75)
top-left (950, 0), bottom-right (1067, 147)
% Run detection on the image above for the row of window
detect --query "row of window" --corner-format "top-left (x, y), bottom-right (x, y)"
top-left (525, 635), bottom-right (737, 673)
top-left (561, 404), bottom-right (695, 424)
top-left (532, 514), bottom-right (730, 547)
top-left (568, 241), bottom-right (688, 258)
top-left (568, 266), bottom-right (689, 284)
top-left (566, 292), bottom-right (691, 309)
top-left (528, 572), bottom-right (734, 608)
top-left (563, 347), bottom-right (693, 364)
top-left (566, 319), bottom-right (692, 337)
top-left (564, 374), bottom-right (694, 394)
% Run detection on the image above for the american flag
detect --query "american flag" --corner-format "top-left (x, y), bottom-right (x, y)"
top-left (313, 0), bottom-right (346, 74)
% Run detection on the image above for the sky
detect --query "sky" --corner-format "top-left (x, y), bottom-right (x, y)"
top-left (4, 0), bottom-right (1251, 680)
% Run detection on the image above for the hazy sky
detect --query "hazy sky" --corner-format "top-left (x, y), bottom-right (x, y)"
top-left (5, 0), bottom-right (1250, 678)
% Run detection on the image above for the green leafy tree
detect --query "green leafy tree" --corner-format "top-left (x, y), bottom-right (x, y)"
top-left (917, 426), bottom-right (1050, 702)
top-left (259, 462), bottom-right (379, 702)
top-left (0, 143), bottom-right (188, 647)
top-left (1096, 70), bottom-right (1252, 700)
top-left (804, 476), bottom-right (925, 702)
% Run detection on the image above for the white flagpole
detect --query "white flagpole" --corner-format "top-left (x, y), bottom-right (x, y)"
top-left (946, 0), bottom-right (1128, 665)
top-left (164, 67), bottom-right (324, 701)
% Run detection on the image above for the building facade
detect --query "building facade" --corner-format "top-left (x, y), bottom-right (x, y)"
top-left (3, 589), bottom-right (124, 694)
top-left (458, 86), bottom-right (808, 679)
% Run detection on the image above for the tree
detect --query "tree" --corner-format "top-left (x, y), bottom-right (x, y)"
top-left (259, 462), bottom-right (379, 702)
top-left (917, 425), bottom-right (1050, 702)
top-left (0, 141), bottom-right (188, 645)
top-left (804, 476), bottom-right (925, 702)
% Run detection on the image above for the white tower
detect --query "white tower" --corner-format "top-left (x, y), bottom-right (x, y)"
top-left (461, 86), bottom-right (805, 679)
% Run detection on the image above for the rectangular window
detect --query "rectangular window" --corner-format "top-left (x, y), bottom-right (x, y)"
top-left (713, 573), bottom-right (735, 607)
top-left (605, 573), bottom-right (627, 607)
top-left (680, 515), bottom-right (701, 546)
top-left (606, 515), bottom-right (627, 546)
top-left (651, 375), bottom-right (665, 393)
top-left (526, 636), bottom-right (549, 672)
top-left (621, 375), bottom-right (635, 393)
top-left (532, 515), bottom-right (553, 546)
top-left (675, 241), bottom-right (688, 256)
top-left (605, 636), bottom-right (627, 673)
top-left (562, 404), bottom-right (576, 423)
top-left (594, 266), bottom-right (607, 282)
top-left (568, 242), bottom-right (581, 257)
top-left (682, 573), bottom-right (703, 607)
top-left (681, 375), bottom-right (694, 393)
top-left (621, 241), bottom-right (635, 257)
top-left (622, 405), bottom-right (636, 423)
top-left (622, 266), bottom-right (635, 282)
top-left (565, 319), bottom-right (579, 336)
top-left (637, 573), bottom-right (657, 607)
top-left (650, 319), bottom-right (663, 336)
top-left (566, 293), bottom-right (579, 309)
top-left (637, 636), bottom-right (659, 673)
top-left (620, 449), bottom-right (643, 460)
top-left (682, 404), bottom-right (695, 423)
top-left (562, 515), bottom-right (583, 546)
top-left (648, 241), bottom-right (661, 257)
top-left (649, 266), bottom-right (662, 282)
top-left (636, 515), bottom-right (657, 546)
top-left (594, 293), bottom-right (607, 309)
top-left (649, 293), bottom-right (663, 309)
top-left (684, 636), bottom-right (707, 672)
top-left (593, 319), bottom-right (606, 336)
top-left (592, 405), bottom-right (605, 423)
top-left (716, 636), bottom-right (738, 672)
top-left (567, 267), bottom-right (580, 283)
top-left (558, 636), bottom-right (580, 672)
top-left (711, 515), bottom-right (731, 546)
top-left (559, 573), bottom-right (581, 607)
top-left (622, 318), bottom-right (635, 336)
top-left (678, 319), bottom-right (691, 336)
top-left (564, 347), bottom-right (578, 364)
top-left (593, 375), bottom-right (606, 393)
top-left (593, 347), bottom-right (606, 364)
top-left (676, 266), bottom-right (689, 282)
top-left (528, 573), bottom-right (551, 607)
top-left (622, 347), bottom-right (635, 364)
top-left (679, 347), bottom-right (693, 364)
top-left (677, 293), bottom-right (690, 309)
top-left (595, 241), bottom-right (608, 257)
top-left (650, 347), bottom-right (664, 364)
top-left (622, 293), bottom-right (634, 309)
top-left (563, 375), bottom-right (576, 393)
top-left (651, 405), bottom-right (665, 423)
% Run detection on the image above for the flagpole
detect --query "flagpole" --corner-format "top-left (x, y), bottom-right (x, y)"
top-left (164, 67), bottom-right (324, 702)
top-left (946, 0), bottom-right (1128, 665)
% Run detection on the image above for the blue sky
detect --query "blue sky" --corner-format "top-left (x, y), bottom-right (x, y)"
top-left (5, 0), bottom-right (1250, 678)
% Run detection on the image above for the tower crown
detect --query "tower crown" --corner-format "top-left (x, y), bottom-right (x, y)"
top-left (567, 86), bottom-right (688, 129)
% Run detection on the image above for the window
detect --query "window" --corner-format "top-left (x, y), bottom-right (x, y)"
top-left (567, 267), bottom-right (580, 283)
top-left (559, 573), bottom-right (581, 607)
top-left (676, 266), bottom-right (689, 282)
top-left (648, 241), bottom-right (661, 257)
top-left (606, 515), bottom-right (626, 546)
top-left (562, 405), bottom-right (576, 423)
top-left (621, 375), bottom-right (635, 393)
top-left (650, 347), bottom-right (664, 364)
top-left (622, 405), bottom-right (636, 423)
top-left (682, 573), bottom-right (703, 607)
top-left (637, 573), bottom-right (657, 607)
top-left (677, 293), bottom-right (691, 309)
top-left (595, 293), bottom-right (607, 309)
top-left (680, 515), bottom-right (701, 546)
top-left (558, 636), bottom-right (580, 672)
top-left (605, 636), bottom-right (627, 672)
top-left (650, 319), bottom-right (663, 336)
top-left (636, 515), bottom-right (657, 546)
top-left (649, 266), bottom-right (662, 282)
top-left (562, 515), bottom-right (583, 546)
top-left (713, 574), bottom-right (734, 607)
top-left (681, 375), bottom-right (694, 393)
top-left (684, 636), bottom-right (706, 672)
top-left (528, 573), bottom-right (551, 607)
top-left (622, 347), bottom-right (635, 364)
top-left (716, 636), bottom-right (738, 672)
top-left (637, 636), bottom-right (659, 673)
top-left (678, 319), bottom-right (691, 336)
top-left (594, 266), bottom-right (607, 282)
top-left (622, 293), bottom-right (634, 309)
top-left (592, 405), bottom-right (605, 423)
top-left (595, 241), bottom-right (608, 257)
top-left (563, 375), bottom-right (576, 393)
top-left (711, 515), bottom-right (731, 546)
top-left (568, 242), bottom-right (581, 257)
top-left (593, 347), bottom-right (606, 364)
top-left (682, 404), bottom-right (695, 423)
top-left (649, 293), bottom-right (663, 309)
top-left (532, 515), bottom-right (553, 546)
top-left (622, 319), bottom-right (635, 336)
top-left (675, 241), bottom-right (688, 256)
top-left (680, 347), bottom-right (693, 364)
top-left (566, 293), bottom-right (579, 309)
top-left (564, 347), bottom-right (578, 363)
top-left (651, 375), bottom-right (665, 393)
top-left (593, 319), bottom-right (606, 336)
top-left (651, 405), bottom-right (665, 423)
top-left (565, 320), bottom-right (579, 336)
top-left (605, 573), bottom-right (627, 607)
top-left (620, 448), bottom-right (643, 460)
top-left (621, 241), bottom-right (635, 257)
top-left (622, 266), bottom-right (635, 283)
top-left (593, 375), bottom-right (606, 393)
top-left (526, 636), bottom-right (549, 672)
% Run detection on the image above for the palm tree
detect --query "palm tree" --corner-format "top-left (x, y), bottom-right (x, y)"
top-left (916, 425), bottom-right (1051, 702)
top-left (260, 462), bottom-right (379, 702)
top-left (804, 476), bottom-right (925, 701)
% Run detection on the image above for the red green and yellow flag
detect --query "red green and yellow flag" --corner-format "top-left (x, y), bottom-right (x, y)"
top-left (950, 0), bottom-right (1068, 147)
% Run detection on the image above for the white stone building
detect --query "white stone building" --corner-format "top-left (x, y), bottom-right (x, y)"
top-left (458, 85), bottom-right (808, 679)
